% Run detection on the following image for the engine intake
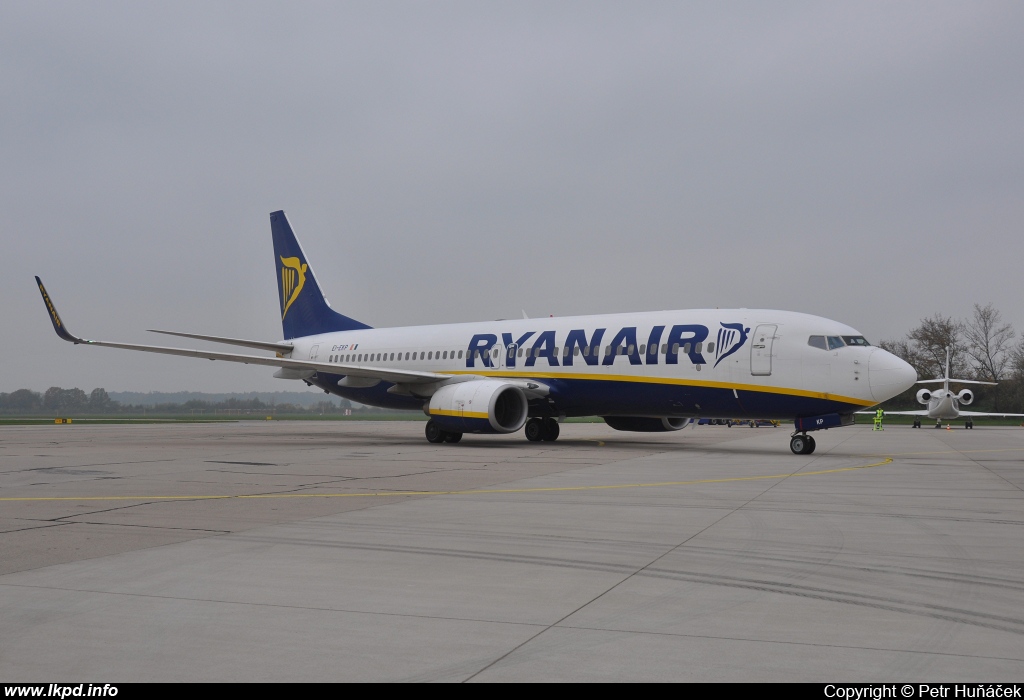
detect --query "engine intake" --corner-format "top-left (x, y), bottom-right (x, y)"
top-left (956, 389), bottom-right (974, 405)
top-left (916, 389), bottom-right (932, 405)
top-left (427, 380), bottom-right (528, 434)
top-left (602, 416), bottom-right (690, 432)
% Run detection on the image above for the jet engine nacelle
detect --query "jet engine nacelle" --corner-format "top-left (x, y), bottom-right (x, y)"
top-left (427, 380), bottom-right (528, 434)
top-left (916, 389), bottom-right (932, 405)
top-left (956, 389), bottom-right (974, 405)
top-left (602, 416), bottom-right (690, 432)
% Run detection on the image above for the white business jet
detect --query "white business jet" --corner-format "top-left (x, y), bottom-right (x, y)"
top-left (881, 348), bottom-right (1024, 428)
top-left (36, 211), bottom-right (916, 454)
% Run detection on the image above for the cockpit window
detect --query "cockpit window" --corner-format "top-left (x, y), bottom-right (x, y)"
top-left (842, 335), bottom-right (871, 346)
top-left (827, 336), bottom-right (845, 350)
top-left (807, 335), bottom-right (827, 350)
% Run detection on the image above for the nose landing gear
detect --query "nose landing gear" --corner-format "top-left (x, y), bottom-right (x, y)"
top-left (790, 434), bottom-right (816, 455)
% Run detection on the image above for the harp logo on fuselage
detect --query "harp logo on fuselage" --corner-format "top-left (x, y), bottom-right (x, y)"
top-left (279, 256), bottom-right (307, 320)
top-left (713, 323), bottom-right (750, 368)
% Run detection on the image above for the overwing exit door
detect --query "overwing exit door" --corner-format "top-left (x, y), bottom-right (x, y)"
top-left (502, 343), bottom-right (518, 369)
top-left (750, 325), bottom-right (776, 376)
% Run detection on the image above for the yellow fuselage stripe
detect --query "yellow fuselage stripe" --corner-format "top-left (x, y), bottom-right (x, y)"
top-left (438, 369), bottom-right (876, 407)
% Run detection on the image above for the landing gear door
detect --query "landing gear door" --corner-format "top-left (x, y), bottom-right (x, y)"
top-left (750, 325), bottom-right (777, 376)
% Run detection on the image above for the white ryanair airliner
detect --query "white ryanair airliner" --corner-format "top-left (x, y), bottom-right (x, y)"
top-left (36, 211), bottom-right (917, 454)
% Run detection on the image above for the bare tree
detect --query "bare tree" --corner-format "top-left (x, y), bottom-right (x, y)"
top-left (1013, 339), bottom-right (1024, 379)
top-left (906, 314), bottom-right (967, 379)
top-left (963, 303), bottom-right (1015, 381)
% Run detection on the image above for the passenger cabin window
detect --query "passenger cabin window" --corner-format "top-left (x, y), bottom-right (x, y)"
top-left (807, 336), bottom-right (828, 350)
top-left (842, 336), bottom-right (871, 346)
top-left (827, 336), bottom-right (845, 350)
top-left (706, 342), bottom-right (714, 353)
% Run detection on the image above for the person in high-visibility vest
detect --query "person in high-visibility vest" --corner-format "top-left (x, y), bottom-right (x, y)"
top-left (873, 408), bottom-right (884, 431)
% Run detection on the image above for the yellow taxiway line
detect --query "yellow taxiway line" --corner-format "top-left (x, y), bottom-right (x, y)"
top-left (0, 457), bottom-right (892, 502)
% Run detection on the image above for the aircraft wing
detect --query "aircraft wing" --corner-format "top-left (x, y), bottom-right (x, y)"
top-left (147, 329), bottom-right (294, 354)
top-left (955, 410), bottom-right (1024, 418)
top-left (856, 410), bottom-right (930, 416)
top-left (35, 277), bottom-right (447, 385)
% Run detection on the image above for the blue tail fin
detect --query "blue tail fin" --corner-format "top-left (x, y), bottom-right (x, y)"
top-left (270, 210), bottom-right (372, 339)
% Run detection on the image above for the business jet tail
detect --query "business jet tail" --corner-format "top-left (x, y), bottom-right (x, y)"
top-left (270, 210), bottom-right (372, 339)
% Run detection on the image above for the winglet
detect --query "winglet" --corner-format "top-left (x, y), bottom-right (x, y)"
top-left (35, 277), bottom-right (85, 344)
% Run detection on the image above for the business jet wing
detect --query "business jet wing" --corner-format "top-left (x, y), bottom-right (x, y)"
top-left (856, 409), bottom-right (930, 416)
top-left (955, 410), bottom-right (1024, 418)
top-left (35, 277), bottom-right (447, 385)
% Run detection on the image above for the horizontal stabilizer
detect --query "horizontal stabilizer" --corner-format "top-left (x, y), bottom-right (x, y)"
top-left (916, 378), bottom-right (997, 386)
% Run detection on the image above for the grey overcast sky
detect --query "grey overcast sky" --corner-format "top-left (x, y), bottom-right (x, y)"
top-left (3, 1), bottom-right (1022, 393)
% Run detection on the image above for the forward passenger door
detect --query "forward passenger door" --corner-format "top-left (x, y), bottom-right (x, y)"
top-left (750, 325), bottom-right (777, 376)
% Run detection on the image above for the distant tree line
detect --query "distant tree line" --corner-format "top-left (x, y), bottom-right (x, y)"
top-left (879, 303), bottom-right (1024, 412)
top-left (0, 388), bottom-right (368, 416)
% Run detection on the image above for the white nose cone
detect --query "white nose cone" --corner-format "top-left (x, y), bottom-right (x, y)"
top-left (868, 349), bottom-right (917, 402)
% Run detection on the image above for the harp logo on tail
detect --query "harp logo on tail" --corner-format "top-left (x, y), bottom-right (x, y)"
top-left (279, 256), bottom-right (307, 320)
top-left (714, 322), bottom-right (750, 368)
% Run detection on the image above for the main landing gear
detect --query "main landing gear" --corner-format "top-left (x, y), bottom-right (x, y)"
top-left (424, 420), bottom-right (463, 444)
top-left (424, 418), bottom-right (561, 444)
top-left (965, 419), bottom-right (974, 429)
top-left (913, 419), bottom-right (921, 428)
top-left (790, 434), bottom-right (816, 455)
top-left (524, 417), bottom-right (560, 442)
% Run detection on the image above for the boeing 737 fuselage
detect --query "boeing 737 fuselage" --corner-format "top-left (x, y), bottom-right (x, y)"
top-left (36, 211), bottom-right (917, 454)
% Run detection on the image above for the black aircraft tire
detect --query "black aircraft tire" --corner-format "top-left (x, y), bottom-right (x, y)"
top-left (542, 418), bottom-right (560, 442)
top-left (790, 436), bottom-right (808, 455)
top-left (525, 419), bottom-right (544, 442)
top-left (425, 420), bottom-right (447, 444)
top-left (805, 436), bottom-right (816, 454)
